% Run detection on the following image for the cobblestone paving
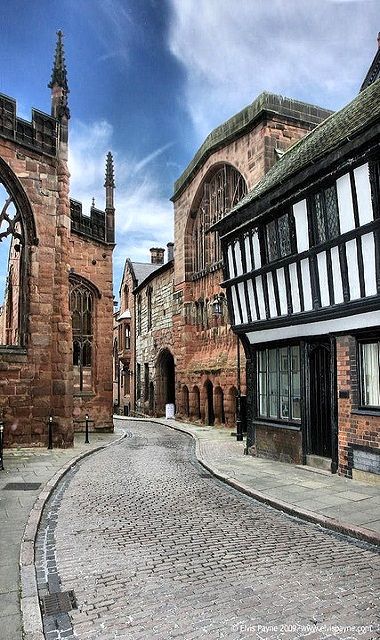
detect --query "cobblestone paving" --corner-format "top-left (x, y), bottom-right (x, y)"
top-left (37, 421), bottom-right (379, 640)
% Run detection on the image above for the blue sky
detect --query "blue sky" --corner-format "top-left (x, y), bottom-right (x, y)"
top-left (0, 0), bottom-right (378, 298)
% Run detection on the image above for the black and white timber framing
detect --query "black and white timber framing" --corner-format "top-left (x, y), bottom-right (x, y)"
top-left (214, 76), bottom-right (380, 474)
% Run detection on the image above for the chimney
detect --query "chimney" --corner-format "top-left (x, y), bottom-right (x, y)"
top-left (167, 242), bottom-right (174, 262)
top-left (150, 247), bottom-right (165, 265)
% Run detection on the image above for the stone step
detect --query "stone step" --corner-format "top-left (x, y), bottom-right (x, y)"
top-left (305, 454), bottom-right (332, 472)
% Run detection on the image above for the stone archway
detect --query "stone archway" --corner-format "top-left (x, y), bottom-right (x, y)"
top-left (182, 385), bottom-right (189, 417)
top-left (214, 386), bottom-right (225, 425)
top-left (204, 379), bottom-right (215, 426)
top-left (191, 385), bottom-right (201, 420)
top-left (155, 349), bottom-right (175, 416)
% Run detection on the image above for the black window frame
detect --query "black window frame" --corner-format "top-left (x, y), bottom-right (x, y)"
top-left (257, 344), bottom-right (301, 423)
top-left (309, 182), bottom-right (340, 246)
top-left (261, 209), bottom-right (297, 265)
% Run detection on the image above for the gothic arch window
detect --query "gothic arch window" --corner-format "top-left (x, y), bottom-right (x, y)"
top-left (0, 165), bottom-right (36, 347)
top-left (69, 276), bottom-right (99, 392)
top-left (147, 286), bottom-right (152, 331)
top-left (189, 165), bottom-right (247, 277)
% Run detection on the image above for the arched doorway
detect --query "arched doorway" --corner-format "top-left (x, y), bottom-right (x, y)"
top-left (204, 379), bottom-right (215, 426)
top-left (214, 386), bottom-right (225, 425)
top-left (182, 385), bottom-right (189, 417)
top-left (192, 385), bottom-right (201, 420)
top-left (155, 349), bottom-right (175, 416)
top-left (149, 381), bottom-right (155, 415)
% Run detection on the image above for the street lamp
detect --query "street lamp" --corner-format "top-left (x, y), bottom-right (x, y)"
top-left (48, 415), bottom-right (53, 450)
top-left (85, 413), bottom-right (90, 444)
top-left (0, 419), bottom-right (4, 470)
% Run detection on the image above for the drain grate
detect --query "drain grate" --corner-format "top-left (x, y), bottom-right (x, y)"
top-left (3, 482), bottom-right (41, 491)
top-left (40, 590), bottom-right (77, 616)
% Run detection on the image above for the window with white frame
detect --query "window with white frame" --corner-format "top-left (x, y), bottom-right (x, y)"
top-left (258, 345), bottom-right (301, 421)
top-left (360, 341), bottom-right (380, 407)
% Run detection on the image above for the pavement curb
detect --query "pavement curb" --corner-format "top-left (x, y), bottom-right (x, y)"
top-left (19, 429), bottom-right (127, 640)
top-left (119, 416), bottom-right (380, 548)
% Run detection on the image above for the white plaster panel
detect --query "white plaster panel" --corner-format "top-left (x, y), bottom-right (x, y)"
top-left (354, 163), bottom-right (373, 226)
top-left (234, 240), bottom-right (243, 276)
top-left (252, 230), bottom-right (261, 269)
top-left (336, 173), bottom-right (355, 233)
top-left (317, 251), bottom-right (329, 307)
top-left (361, 232), bottom-right (377, 297)
top-left (238, 282), bottom-right (248, 324)
top-left (244, 235), bottom-right (252, 272)
top-left (277, 267), bottom-right (287, 315)
top-left (300, 258), bottom-right (313, 310)
top-left (266, 272), bottom-right (277, 318)
top-left (330, 245), bottom-right (344, 304)
top-left (231, 285), bottom-right (239, 324)
top-left (293, 200), bottom-right (309, 252)
top-left (289, 262), bottom-right (301, 313)
top-left (345, 238), bottom-right (361, 300)
top-left (227, 244), bottom-right (235, 278)
top-left (255, 275), bottom-right (266, 320)
top-left (247, 279), bottom-right (257, 321)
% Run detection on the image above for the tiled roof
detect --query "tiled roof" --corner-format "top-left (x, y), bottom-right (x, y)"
top-left (220, 79), bottom-right (380, 223)
top-left (132, 262), bottom-right (161, 287)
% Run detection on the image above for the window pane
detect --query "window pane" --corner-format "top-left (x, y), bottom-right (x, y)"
top-left (324, 185), bottom-right (340, 240)
top-left (313, 192), bottom-right (326, 244)
top-left (291, 346), bottom-right (301, 420)
top-left (361, 342), bottom-right (380, 406)
top-left (266, 220), bottom-right (278, 262)
top-left (278, 214), bottom-right (291, 258)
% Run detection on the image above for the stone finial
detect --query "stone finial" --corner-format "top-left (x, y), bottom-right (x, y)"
top-left (104, 152), bottom-right (115, 188)
top-left (91, 197), bottom-right (95, 208)
top-left (48, 30), bottom-right (69, 91)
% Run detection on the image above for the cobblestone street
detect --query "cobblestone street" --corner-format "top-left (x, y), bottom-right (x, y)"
top-left (36, 421), bottom-right (379, 640)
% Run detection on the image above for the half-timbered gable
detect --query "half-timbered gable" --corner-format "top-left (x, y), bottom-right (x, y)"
top-left (216, 78), bottom-right (380, 479)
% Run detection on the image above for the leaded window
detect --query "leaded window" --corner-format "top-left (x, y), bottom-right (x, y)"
top-left (258, 345), bottom-right (301, 422)
top-left (310, 184), bottom-right (340, 245)
top-left (360, 341), bottom-right (380, 407)
top-left (264, 212), bottom-right (295, 264)
top-left (191, 165), bottom-right (247, 275)
top-left (0, 182), bottom-right (25, 346)
top-left (137, 295), bottom-right (142, 335)
top-left (147, 287), bottom-right (152, 331)
top-left (70, 281), bottom-right (94, 392)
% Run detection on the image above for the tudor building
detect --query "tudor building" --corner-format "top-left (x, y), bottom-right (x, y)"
top-left (215, 73), bottom-right (380, 479)
top-left (0, 33), bottom-right (115, 446)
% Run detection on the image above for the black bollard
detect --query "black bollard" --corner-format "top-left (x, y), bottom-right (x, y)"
top-left (48, 415), bottom-right (53, 450)
top-left (0, 420), bottom-right (4, 470)
top-left (85, 414), bottom-right (90, 444)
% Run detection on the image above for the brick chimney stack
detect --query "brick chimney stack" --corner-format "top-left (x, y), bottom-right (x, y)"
top-left (150, 247), bottom-right (165, 265)
top-left (167, 242), bottom-right (174, 262)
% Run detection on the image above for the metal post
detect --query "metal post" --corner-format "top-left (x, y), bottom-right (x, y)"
top-left (0, 421), bottom-right (4, 470)
top-left (48, 415), bottom-right (53, 450)
top-left (85, 414), bottom-right (89, 444)
top-left (236, 335), bottom-right (243, 442)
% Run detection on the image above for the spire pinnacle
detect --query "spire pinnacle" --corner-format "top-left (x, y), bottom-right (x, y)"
top-left (48, 30), bottom-right (69, 91)
top-left (104, 152), bottom-right (115, 188)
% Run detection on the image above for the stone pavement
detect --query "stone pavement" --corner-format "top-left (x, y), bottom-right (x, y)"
top-left (118, 416), bottom-right (380, 545)
top-left (0, 428), bottom-right (123, 640)
top-left (37, 420), bottom-right (379, 640)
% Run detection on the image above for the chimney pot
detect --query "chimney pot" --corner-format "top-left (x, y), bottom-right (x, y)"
top-left (167, 242), bottom-right (174, 262)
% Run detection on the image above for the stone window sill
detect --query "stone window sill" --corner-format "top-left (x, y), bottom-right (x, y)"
top-left (351, 408), bottom-right (380, 418)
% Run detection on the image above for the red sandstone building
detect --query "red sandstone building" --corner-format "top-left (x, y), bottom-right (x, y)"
top-left (215, 48), bottom-right (380, 478)
top-left (115, 94), bottom-right (331, 427)
top-left (0, 33), bottom-right (114, 447)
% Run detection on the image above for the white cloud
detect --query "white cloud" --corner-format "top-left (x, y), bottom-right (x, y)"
top-left (68, 118), bottom-right (173, 293)
top-left (168, 0), bottom-right (379, 141)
